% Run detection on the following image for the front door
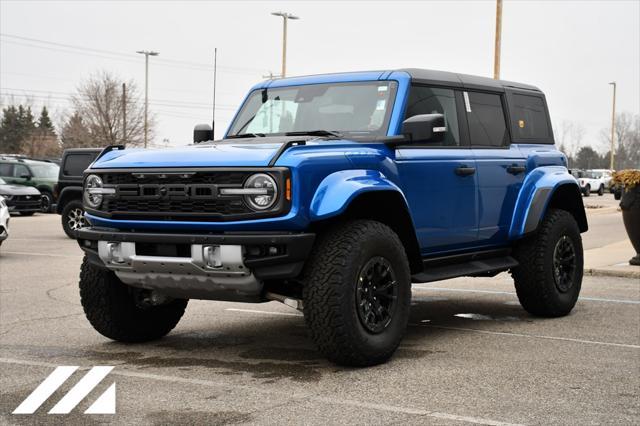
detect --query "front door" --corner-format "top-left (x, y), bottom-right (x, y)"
top-left (396, 86), bottom-right (478, 255)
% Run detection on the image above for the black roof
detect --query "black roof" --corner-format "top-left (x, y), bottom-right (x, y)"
top-left (400, 68), bottom-right (541, 92)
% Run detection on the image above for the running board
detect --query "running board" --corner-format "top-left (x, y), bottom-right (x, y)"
top-left (411, 250), bottom-right (519, 283)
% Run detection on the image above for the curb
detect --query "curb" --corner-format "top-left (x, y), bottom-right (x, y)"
top-left (584, 267), bottom-right (640, 279)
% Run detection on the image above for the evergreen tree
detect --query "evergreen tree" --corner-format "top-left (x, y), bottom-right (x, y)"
top-left (0, 105), bottom-right (28, 153)
top-left (60, 111), bottom-right (93, 148)
top-left (37, 106), bottom-right (56, 136)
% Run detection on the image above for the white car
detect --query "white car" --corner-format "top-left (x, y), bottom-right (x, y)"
top-left (0, 195), bottom-right (9, 247)
top-left (578, 170), bottom-right (607, 197)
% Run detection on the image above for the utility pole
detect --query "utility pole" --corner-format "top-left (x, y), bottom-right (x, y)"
top-left (271, 11), bottom-right (299, 78)
top-left (609, 81), bottom-right (617, 170)
top-left (136, 50), bottom-right (159, 148)
top-left (212, 48), bottom-right (217, 139)
top-left (121, 83), bottom-right (127, 146)
top-left (493, 0), bottom-right (503, 79)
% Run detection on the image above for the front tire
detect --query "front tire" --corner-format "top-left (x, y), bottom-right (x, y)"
top-left (511, 209), bottom-right (583, 317)
top-left (41, 191), bottom-right (53, 213)
top-left (302, 220), bottom-right (411, 367)
top-left (583, 185), bottom-right (591, 197)
top-left (79, 256), bottom-right (187, 342)
top-left (61, 199), bottom-right (87, 239)
top-left (598, 185), bottom-right (604, 196)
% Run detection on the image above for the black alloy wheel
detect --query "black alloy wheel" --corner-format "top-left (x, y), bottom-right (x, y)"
top-left (552, 235), bottom-right (577, 293)
top-left (355, 256), bottom-right (398, 333)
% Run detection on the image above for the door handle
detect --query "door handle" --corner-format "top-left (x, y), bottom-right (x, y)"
top-left (507, 164), bottom-right (526, 175)
top-left (455, 165), bottom-right (476, 176)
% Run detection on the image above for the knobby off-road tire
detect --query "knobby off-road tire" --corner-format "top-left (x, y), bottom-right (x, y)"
top-left (61, 199), bottom-right (86, 239)
top-left (79, 256), bottom-right (187, 342)
top-left (511, 209), bottom-right (583, 317)
top-left (302, 220), bottom-right (411, 367)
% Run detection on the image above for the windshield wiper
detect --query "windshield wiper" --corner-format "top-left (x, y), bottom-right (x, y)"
top-left (226, 133), bottom-right (266, 139)
top-left (285, 130), bottom-right (343, 138)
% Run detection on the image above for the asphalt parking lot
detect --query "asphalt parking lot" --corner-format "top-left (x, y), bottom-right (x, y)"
top-left (1, 208), bottom-right (639, 425)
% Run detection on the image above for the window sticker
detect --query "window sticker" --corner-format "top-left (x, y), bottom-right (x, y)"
top-left (518, 119), bottom-right (525, 128)
top-left (377, 86), bottom-right (388, 92)
top-left (376, 99), bottom-right (386, 110)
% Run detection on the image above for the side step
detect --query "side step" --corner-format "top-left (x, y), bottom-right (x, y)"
top-left (411, 249), bottom-right (519, 283)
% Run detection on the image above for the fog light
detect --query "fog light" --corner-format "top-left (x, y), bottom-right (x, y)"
top-left (203, 245), bottom-right (222, 268)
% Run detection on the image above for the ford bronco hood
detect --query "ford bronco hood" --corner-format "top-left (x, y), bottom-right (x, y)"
top-left (91, 137), bottom-right (318, 169)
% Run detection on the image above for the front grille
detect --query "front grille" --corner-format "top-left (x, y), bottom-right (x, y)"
top-left (88, 168), bottom-right (289, 222)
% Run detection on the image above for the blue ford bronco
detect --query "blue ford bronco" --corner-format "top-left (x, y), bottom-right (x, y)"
top-left (77, 69), bottom-right (587, 366)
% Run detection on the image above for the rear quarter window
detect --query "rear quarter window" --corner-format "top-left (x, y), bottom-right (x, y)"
top-left (63, 154), bottom-right (94, 176)
top-left (509, 93), bottom-right (552, 142)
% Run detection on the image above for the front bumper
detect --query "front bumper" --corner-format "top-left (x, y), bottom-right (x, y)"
top-left (76, 227), bottom-right (315, 302)
top-left (6, 197), bottom-right (42, 213)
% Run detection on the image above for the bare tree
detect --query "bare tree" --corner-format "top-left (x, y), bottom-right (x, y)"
top-left (60, 111), bottom-right (94, 149)
top-left (600, 112), bottom-right (640, 169)
top-left (72, 71), bottom-right (150, 147)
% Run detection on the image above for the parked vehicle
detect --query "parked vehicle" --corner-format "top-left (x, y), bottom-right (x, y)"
top-left (76, 69), bottom-right (588, 366)
top-left (0, 177), bottom-right (42, 216)
top-left (0, 157), bottom-right (59, 212)
top-left (0, 196), bottom-right (9, 246)
top-left (577, 170), bottom-right (607, 196)
top-left (590, 169), bottom-right (614, 190)
top-left (55, 148), bottom-right (102, 238)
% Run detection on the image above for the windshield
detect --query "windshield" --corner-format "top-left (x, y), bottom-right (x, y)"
top-left (227, 81), bottom-right (398, 138)
top-left (28, 163), bottom-right (59, 179)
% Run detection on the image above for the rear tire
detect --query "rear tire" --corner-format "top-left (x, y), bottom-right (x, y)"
top-left (79, 256), bottom-right (187, 342)
top-left (302, 220), bottom-right (411, 366)
top-left (511, 209), bottom-right (583, 317)
top-left (61, 199), bottom-right (87, 239)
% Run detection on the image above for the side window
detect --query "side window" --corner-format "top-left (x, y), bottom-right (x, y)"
top-left (466, 91), bottom-right (508, 147)
top-left (0, 163), bottom-right (12, 177)
top-left (511, 94), bottom-right (550, 139)
top-left (404, 86), bottom-right (460, 146)
top-left (13, 164), bottom-right (30, 178)
top-left (63, 154), bottom-right (92, 176)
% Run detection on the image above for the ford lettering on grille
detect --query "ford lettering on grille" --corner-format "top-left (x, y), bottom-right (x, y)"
top-left (112, 184), bottom-right (221, 200)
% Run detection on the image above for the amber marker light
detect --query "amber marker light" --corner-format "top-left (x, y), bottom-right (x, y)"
top-left (286, 178), bottom-right (291, 201)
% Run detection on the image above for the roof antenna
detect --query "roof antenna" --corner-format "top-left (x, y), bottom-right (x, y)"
top-left (212, 47), bottom-right (217, 140)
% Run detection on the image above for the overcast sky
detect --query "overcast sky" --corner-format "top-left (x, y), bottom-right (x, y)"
top-left (1, 0), bottom-right (638, 150)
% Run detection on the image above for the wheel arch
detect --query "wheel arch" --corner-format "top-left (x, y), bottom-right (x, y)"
top-left (310, 189), bottom-right (422, 274)
top-left (56, 187), bottom-right (83, 214)
top-left (509, 167), bottom-right (588, 239)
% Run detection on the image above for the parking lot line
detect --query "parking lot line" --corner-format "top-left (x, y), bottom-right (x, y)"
top-left (225, 308), bottom-right (303, 317)
top-left (412, 324), bottom-right (640, 350)
top-left (0, 357), bottom-right (522, 426)
top-left (413, 286), bottom-right (640, 305)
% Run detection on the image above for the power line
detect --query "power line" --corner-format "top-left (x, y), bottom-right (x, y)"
top-left (0, 33), bottom-right (267, 74)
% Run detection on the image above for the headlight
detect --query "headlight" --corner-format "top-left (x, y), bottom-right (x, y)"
top-left (84, 174), bottom-right (104, 209)
top-left (243, 173), bottom-right (277, 210)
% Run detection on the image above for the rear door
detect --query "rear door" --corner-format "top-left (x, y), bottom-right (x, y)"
top-left (396, 85), bottom-right (479, 255)
top-left (465, 90), bottom-right (526, 244)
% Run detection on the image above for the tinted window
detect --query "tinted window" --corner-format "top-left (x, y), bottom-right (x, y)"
top-left (511, 94), bottom-right (550, 139)
top-left (466, 92), bottom-right (508, 147)
top-left (404, 86), bottom-right (460, 146)
top-left (13, 164), bottom-right (30, 177)
top-left (0, 163), bottom-right (12, 176)
top-left (64, 154), bottom-right (93, 176)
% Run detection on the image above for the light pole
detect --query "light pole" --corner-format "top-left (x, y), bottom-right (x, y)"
top-left (271, 11), bottom-right (299, 78)
top-left (609, 81), bottom-right (617, 170)
top-left (493, 0), bottom-right (503, 79)
top-left (136, 50), bottom-right (159, 148)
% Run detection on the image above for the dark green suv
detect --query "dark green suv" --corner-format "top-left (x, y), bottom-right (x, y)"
top-left (0, 157), bottom-right (59, 212)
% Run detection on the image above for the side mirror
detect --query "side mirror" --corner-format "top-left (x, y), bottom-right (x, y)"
top-left (401, 113), bottom-right (446, 143)
top-left (193, 124), bottom-right (214, 144)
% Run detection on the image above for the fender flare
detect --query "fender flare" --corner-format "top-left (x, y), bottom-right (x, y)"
top-left (309, 170), bottom-right (408, 221)
top-left (56, 186), bottom-right (83, 214)
top-left (509, 166), bottom-right (587, 239)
